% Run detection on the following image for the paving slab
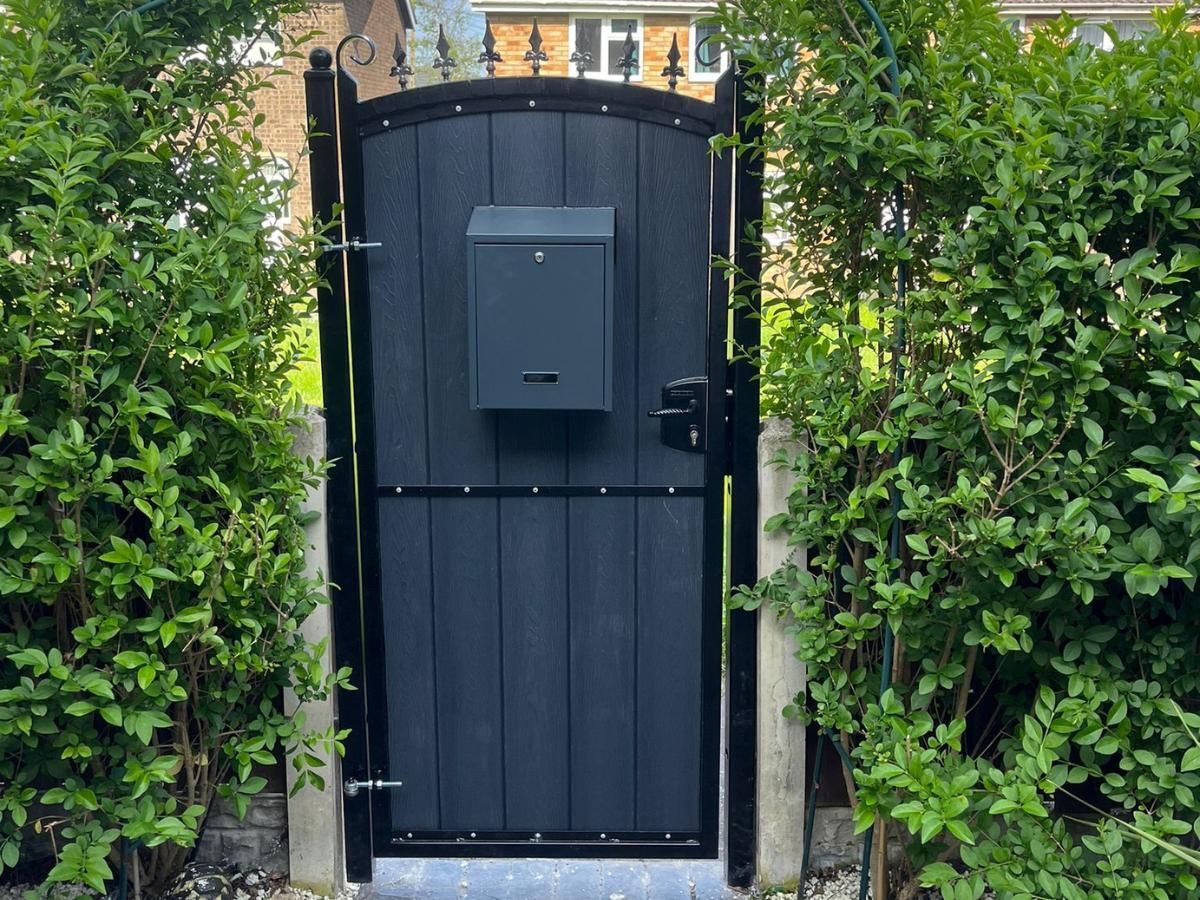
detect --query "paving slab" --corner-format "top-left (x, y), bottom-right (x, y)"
top-left (371, 859), bottom-right (745, 900)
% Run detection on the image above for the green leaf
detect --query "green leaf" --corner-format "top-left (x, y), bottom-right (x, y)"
top-left (905, 533), bottom-right (930, 556)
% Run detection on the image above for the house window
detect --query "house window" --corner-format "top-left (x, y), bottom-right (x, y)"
top-left (262, 156), bottom-right (292, 227)
top-left (690, 20), bottom-right (727, 80)
top-left (233, 32), bottom-right (282, 67)
top-left (1072, 19), bottom-right (1153, 49)
top-left (570, 16), bottom-right (643, 81)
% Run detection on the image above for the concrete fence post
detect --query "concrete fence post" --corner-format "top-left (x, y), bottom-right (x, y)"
top-left (755, 417), bottom-right (808, 888)
top-left (286, 410), bottom-right (346, 895)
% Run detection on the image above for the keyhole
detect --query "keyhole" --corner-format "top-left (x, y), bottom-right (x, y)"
top-left (534, 251), bottom-right (545, 264)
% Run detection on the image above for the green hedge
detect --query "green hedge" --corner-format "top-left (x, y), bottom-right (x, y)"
top-left (0, 0), bottom-right (344, 890)
top-left (718, 0), bottom-right (1200, 896)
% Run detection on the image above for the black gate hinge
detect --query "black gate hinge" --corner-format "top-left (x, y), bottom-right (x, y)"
top-left (323, 237), bottom-right (382, 254)
top-left (343, 777), bottom-right (404, 797)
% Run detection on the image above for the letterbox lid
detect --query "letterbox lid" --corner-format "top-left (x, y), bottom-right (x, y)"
top-left (467, 206), bottom-right (615, 241)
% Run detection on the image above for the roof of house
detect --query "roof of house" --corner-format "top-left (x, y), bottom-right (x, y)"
top-left (470, 0), bottom-right (711, 15)
top-left (1001, 0), bottom-right (1158, 13)
top-left (472, 0), bottom-right (1163, 17)
top-left (398, 0), bottom-right (416, 29)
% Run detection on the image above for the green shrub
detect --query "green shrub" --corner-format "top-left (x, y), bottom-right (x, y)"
top-left (0, 0), bottom-right (345, 890)
top-left (717, 0), bottom-right (1200, 896)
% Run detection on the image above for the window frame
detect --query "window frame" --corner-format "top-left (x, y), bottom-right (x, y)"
top-left (261, 155), bottom-right (292, 228)
top-left (1070, 17), bottom-right (1153, 50)
top-left (568, 14), bottom-right (645, 83)
top-left (1003, 15), bottom-right (1026, 34)
top-left (689, 18), bottom-right (728, 82)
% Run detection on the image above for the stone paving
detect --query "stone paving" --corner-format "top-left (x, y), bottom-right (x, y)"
top-left (371, 858), bottom-right (749, 900)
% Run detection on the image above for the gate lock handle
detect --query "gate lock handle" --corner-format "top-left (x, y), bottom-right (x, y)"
top-left (649, 377), bottom-right (707, 453)
top-left (647, 399), bottom-right (698, 418)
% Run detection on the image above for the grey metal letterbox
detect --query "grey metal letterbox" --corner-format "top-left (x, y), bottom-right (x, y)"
top-left (467, 206), bottom-right (615, 411)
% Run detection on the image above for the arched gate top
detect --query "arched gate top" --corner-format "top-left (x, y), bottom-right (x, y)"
top-left (355, 75), bottom-right (728, 139)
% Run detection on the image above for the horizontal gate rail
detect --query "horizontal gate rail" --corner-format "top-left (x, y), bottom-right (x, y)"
top-left (379, 484), bottom-right (706, 498)
top-left (357, 76), bottom-right (718, 137)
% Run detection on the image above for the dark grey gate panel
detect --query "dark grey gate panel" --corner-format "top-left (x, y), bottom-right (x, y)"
top-left (353, 76), bottom-right (730, 856)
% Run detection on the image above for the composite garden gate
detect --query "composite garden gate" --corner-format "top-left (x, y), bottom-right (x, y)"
top-left (305, 35), bottom-right (762, 884)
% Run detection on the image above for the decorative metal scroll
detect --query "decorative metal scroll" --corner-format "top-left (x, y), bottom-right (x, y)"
top-left (661, 33), bottom-right (685, 91)
top-left (390, 34), bottom-right (414, 89)
top-left (479, 21), bottom-right (502, 77)
top-left (694, 30), bottom-right (723, 70)
top-left (335, 32), bottom-right (377, 71)
top-left (432, 24), bottom-right (457, 81)
top-left (524, 18), bottom-right (548, 75)
top-left (616, 26), bottom-right (638, 83)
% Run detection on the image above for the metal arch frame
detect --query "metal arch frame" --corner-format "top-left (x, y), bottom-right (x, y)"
top-left (305, 57), bottom-right (760, 883)
top-left (356, 76), bottom-right (718, 137)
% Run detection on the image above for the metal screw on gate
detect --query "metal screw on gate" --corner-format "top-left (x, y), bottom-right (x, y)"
top-left (529, 100), bottom-right (537, 108)
top-left (455, 104), bottom-right (462, 112)
top-left (600, 833), bottom-right (607, 839)
top-left (395, 486), bottom-right (403, 494)
top-left (470, 832), bottom-right (477, 838)
top-left (668, 487), bottom-right (675, 494)
top-left (600, 487), bottom-right (607, 495)
top-left (602, 105), bottom-right (609, 112)
top-left (407, 833), bottom-right (413, 838)
top-left (464, 486), bottom-right (471, 493)
top-left (534, 251), bottom-right (545, 263)
top-left (665, 833), bottom-right (672, 839)
top-left (532, 486), bottom-right (539, 494)
top-left (674, 118), bottom-right (681, 126)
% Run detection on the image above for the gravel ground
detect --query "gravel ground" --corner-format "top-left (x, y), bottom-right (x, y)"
top-left (796, 867), bottom-right (866, 899)
top-left (0, 868), bottom-right (353, 900)
top-left (271, 883), bottom-right (360, 900)
top-left (759, 866), bottom-right (995, 900)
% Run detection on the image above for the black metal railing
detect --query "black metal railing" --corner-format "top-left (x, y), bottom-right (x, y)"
top-left (374, 20), bottom-right (696, 91)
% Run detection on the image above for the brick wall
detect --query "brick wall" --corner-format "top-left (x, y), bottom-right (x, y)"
top-left (485, 13), bottom-right (720, 101)
top-left (256, 0), bottom-right (410, 231)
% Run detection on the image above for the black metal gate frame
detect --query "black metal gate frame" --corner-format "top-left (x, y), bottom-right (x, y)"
top-left (304, 50), bottom-right (763, 886)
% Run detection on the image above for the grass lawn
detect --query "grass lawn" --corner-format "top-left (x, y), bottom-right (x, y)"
top-left (289, 317), bottom-right (323, 407)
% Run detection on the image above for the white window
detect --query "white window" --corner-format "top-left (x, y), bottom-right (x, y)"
top-left (261, 156), bottom-right (292, 228)
top-left (181, 30), bottom-right (282, 68)
top-left (233, 32), bottom-right (282, 67)
top-left (569, 15), bottom-right (643, 81)
top-left (690, 20), bottom-right (728, 81)
top-left (1072, 19), bottom-right (1153, 49)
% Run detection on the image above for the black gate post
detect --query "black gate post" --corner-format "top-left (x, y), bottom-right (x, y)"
top-left (304, 47), bottom-right (374, 884)
top-left (333, 54), bottom-right (394, 864)
top-left (726, 61), bottom-right (765, 889)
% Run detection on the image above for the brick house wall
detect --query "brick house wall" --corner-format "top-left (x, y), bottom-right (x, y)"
top-left (255, 0), bottom-right (412, 232)
top-left (485, 12), bottom-right (721, 100)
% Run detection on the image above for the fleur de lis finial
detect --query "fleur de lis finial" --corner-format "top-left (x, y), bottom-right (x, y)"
top-left (616, 26), bottom-right (638, 83)
top-left (661, 33), bottom-right (685, 91)
top-left (479, 21), bottom-right (502, 77)
top-left (433, 24), bottom-right (457, 81)
top-left (391, 34), bottom-right (414, 89)
top-left (569, 47), bottom-right (592, 77)
top-left (524, 18), bottom-right (548, 75)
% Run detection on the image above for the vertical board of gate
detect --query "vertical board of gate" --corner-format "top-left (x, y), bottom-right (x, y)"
top-left (285, 410), bottom-right (346, 895)
top-left (756, 416), bottom-right (808, 887)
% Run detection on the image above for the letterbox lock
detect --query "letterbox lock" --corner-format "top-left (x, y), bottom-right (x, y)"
top-left (534, 251), bottom-right (545, 263)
